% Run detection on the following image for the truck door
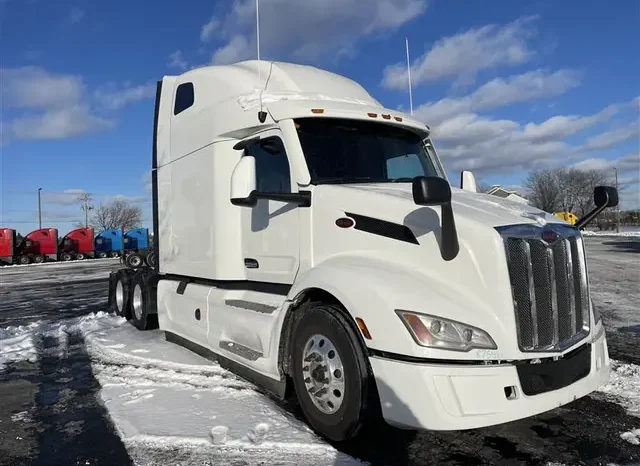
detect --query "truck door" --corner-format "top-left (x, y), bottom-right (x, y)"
top-left (241, 129), bottom-right (300, 286)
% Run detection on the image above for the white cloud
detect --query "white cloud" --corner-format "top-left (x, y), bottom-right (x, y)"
top-left (382, 15), bottom-right (538, 90)
top-left (415, 69), bottom-right (582, 125)
top-left (577, 122), bottom-right (640, 153)
top-left (202, 0), bottom-right (427, 65)
top-left (572, 153), bottom-right (639, 173)
top-left (10, 105), bottom-right (112, 140)
top-left (70, 7), bottom-right (85, 23)
top-left (424, 99), bottom-right (637, 175)
top-left (42, 189), bottom-right (88, 206)
top-left (167, 50), bottom-right (188, 70)
top-left (200, 17), bottom-right (221, 43)
top-left (94, 82), bottom-right (156, 110)
top-left (1, 67), bottom-right (113, 141)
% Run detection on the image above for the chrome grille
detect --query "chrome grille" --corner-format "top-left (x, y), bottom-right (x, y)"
top-left (497, 224), bottom-right (590, 352)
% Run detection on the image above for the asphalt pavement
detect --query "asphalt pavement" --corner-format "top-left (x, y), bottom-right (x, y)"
top-left (0, 239), bottom-right (639, 466)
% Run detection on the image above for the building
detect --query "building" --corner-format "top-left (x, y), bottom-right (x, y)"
top-left (486, 185), bottom-right (529, 204)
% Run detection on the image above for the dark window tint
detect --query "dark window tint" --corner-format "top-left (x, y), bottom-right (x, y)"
top-left (294, 118), bottom-right (443, 184)
top-left (174, 82), bottom-right (194, 115)
top-left (247, 137), bottom-right (291, 193)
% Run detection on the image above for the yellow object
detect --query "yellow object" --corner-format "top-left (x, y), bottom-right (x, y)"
top-left (553, 212), bottom-right (578, 225)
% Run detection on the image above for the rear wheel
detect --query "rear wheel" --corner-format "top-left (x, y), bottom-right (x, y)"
top-left (109, 269), bottom-right (134, 318)
top-left (126, 252), bottom-right (143, 269)
top-left (290, 302), bottom-right (378, 442)
top-left (145, 251), bottom-right (155, 268)
top-left (33, 255), bottom-right (45, 264)
top-left (110, 251), bottom-right (120, 258)
top-left (18, 255), bottom-right (31, 265)
top-left (97, 252), bottom-right (108, 259)
top-left (130, 271), bottom-right (158, 331)
top-left (60, 252), bottom-right (72, 262)
top-left (76, 253), bottom-right (86, 260)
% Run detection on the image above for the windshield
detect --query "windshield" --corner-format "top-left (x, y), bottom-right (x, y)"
top-left (294, 117), bottom-right (445, 185)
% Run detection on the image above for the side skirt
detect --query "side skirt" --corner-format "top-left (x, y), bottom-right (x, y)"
top-left (164, 331), bottom-right (287, 400)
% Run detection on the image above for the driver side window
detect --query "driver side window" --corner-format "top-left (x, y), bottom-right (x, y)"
top-left (386, 153), bottom-right (423, 179)
top-left (247, 136), bottom-right (291, 193)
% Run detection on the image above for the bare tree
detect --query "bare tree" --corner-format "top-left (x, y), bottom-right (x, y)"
top-left (524, 169), bottom-right (562, 213)
top-left (90, 199), bottom-right (143, 231)
top-left (525, 167), bottom-right (614, 216)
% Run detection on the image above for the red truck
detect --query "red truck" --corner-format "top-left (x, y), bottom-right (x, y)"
top-left (0, 227), bottom-right (95, 265)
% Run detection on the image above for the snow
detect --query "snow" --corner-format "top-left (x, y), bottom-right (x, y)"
top-left (83, 323), bottom-right (366, 466)
top-left (597, 360), bottom-right (640, 417)
top-left (582, 230), bottom-right (640, 237)
top-left (620, 428), bottom-right (640, 445)
top-left (0, 257), bottom-right (119, 269)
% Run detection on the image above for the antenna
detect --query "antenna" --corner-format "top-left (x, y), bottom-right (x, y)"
top-left (256, 0), bottom-right (261, 82)
top-left (405, 37), bottom-right (413, 115)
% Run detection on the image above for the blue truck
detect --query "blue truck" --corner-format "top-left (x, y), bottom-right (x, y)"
top-left (94, 229), bottom-right (124, 258)
top-left (122, 227), bottom-right (155, 268)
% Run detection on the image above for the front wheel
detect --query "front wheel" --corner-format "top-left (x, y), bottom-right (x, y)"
top-left (60, 252), bottom-right (72, 262)
top-left (97, 252), bottom-right (108, 259)
top-left (290, 302), bottom-right (378, 442)
top-left (18, 255), bottom-right (31, 265)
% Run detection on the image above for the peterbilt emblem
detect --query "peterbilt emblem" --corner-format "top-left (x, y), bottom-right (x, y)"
top-left (541, 229), bottom-right (559, 244)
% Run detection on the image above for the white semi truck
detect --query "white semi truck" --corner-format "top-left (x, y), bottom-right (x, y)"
top-left (108, 60), bottom-right (618, 442)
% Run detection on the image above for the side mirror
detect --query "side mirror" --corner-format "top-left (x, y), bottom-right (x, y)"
top-left (230, 155), bottom-right (257, 207)
top-left (412, 176), bottom-right (459, 261)
top-left (459, 170), bottom-right (478, 193)
top-left (594, 185), bottom-right (619, 208)
top-left (575, 185), bottom-right (619, 230)
top-left (412, 176), bottom-right (452, 206)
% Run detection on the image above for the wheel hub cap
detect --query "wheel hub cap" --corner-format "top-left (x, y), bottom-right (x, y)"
top-left (302, 334), bottom-right (345, 415)
top-left (116, 281), bottom-right (124, 311)
top-left (133, 284), bottom-right (143, 320)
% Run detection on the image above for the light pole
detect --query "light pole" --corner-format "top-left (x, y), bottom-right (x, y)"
top-left (613, 167), bottom-right (620, 233)
top-left (37, 187), bottom-right (42, 229)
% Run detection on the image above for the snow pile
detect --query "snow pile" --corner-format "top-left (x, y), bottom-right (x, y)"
top-left (620, 428), bottom-right (640, 445)
top-left (582, 230), bottom-right (640, 237)
top-left (0, 312), bottom-right (126, 371)
top-left (86, 324), bottom-right (366, 466)
top-left (597, 360), bottom-right (640, 417)
top-left (0, 321), bottom-right (40, 370)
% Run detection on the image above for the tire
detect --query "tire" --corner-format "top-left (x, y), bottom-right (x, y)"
top-left (60, 252), bottom-right (72, 262)
top-left (97, 252), bottom-right (108, 259)
top-left (109, 269), bottom-right (135, 318)
top-left (145, 251), bottom-right (155, 268)
top-left (76, 253), bottom-right (86, 260)
top-left (110, 251), bottom-right (120, 258)
top-left (18, 255), bottom-right (31, 265)
top-left (33, 255), bottom-right (45, 264)
top-left (290, 301), bottom-right (378, 442)
top-left (130, 271), bottom-right (158, 331)
top-left (125, 253), bottom-right (143, 269)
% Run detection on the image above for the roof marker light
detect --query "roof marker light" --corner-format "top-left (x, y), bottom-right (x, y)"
top-left (394, 116), bottom-right (403, 122)
top-left (382, 114), bottom-right (391, 120)
top-left (367, 112), bottom-right (377, 118)
top-left (311, 108), bottom-right (325, 114)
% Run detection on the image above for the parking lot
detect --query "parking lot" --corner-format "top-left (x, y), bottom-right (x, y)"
top-left (0, 237), bottom-right (639, 466)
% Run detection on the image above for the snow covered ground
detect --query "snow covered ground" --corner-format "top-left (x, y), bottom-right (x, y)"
top-left (1, 236), bottom-right (639, 466)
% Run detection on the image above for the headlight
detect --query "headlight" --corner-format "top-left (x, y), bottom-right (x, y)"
top-left (395, 310), bottom-right (497, 352)
top-left (592, 298), bottom-right (602, 324)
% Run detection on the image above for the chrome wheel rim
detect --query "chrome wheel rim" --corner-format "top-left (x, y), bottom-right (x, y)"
top-left (130, 256), bottom-right (142, 267)
top-left (133, 284), bottom-right (143, 320)
top-left (116, 281), bottom-right (124, 312)
top-left (301, 334), bottom-right (345, 415)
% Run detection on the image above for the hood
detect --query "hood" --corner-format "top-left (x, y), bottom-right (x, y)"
top-left (329, 183), bottom-right (562, 228)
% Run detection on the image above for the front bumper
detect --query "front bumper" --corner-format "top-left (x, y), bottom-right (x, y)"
top-left (370, 329), bottom-right (610, 431)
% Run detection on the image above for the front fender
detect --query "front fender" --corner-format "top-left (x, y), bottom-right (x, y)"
top-left (288, 254), bottom-right (509, 359)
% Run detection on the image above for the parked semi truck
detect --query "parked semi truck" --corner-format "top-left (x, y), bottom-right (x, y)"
top-left (121, 227), bottom-right (155, 268)
top-left (108, 60), bottom-right (617, 442)
top-left (95, 228), bottom-right (124, 258)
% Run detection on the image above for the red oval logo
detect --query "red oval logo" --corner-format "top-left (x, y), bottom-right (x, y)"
top-left (335, 217), bottom-right (355, 228)
top-left (542, 230), bottom-right (558, 243)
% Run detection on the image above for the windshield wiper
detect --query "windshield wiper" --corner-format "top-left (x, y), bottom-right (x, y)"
top-left (314, 177), bottom-right (381, 184)
top-left (388, 177), bottom-right (415, 183)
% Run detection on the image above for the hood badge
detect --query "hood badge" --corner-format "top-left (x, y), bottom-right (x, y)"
top-left (541, 229), bottom-right (559, 245)
top-left (521, 211), bottom-right (548, 226)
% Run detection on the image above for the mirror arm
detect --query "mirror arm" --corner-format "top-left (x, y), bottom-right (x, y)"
top-left (575, 192), bottom-right (610, 230)
top-left (231, 190), bottom-right (312, 208)
top-left (440, 204), bottom-right (460, 261)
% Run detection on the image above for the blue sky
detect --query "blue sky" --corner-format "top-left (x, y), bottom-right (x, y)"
top-left (1, 0), bottom-right (639, 235)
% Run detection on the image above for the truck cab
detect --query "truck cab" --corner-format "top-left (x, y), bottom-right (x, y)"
top-left (0, 228), bottom-right (16, 265)
top-left (15, 227), bottom-right (59, 264)
top-left (109, 60), bottom-right (616, 442)
top-left (59, 227), bottom-right (94, 261)
top-left (94, 228), bottom-right (124, 258)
